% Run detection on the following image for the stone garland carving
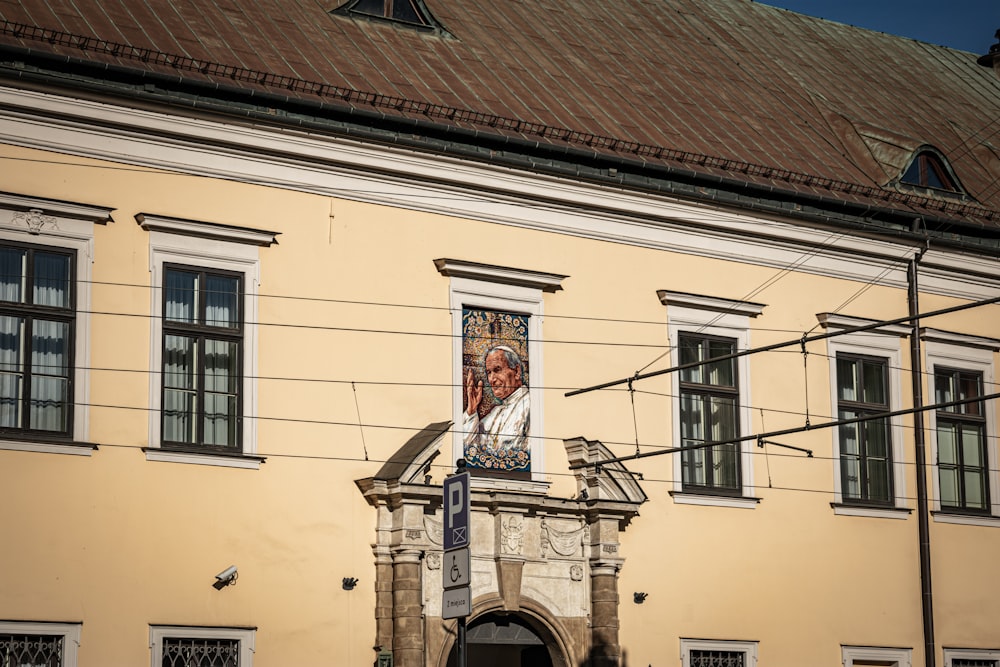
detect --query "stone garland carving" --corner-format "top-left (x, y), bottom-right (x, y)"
top-left (423, 515), bottom-right (443, 546)
top-left (13, 209), bottom-right (57, 235)
top-left (540, 518), bottom-right (584, 557)
top-left (500, 515), bottom-right (524, 555)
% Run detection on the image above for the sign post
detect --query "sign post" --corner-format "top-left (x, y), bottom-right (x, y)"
top-left (443, 466), bottom-right (471, 667)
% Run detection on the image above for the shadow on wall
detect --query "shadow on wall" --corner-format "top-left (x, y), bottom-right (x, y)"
top-left (580, 647), bottom-right (630, 667)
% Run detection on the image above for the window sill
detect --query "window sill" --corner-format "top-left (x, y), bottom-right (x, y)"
top-left (0, 438), bottom-right (97, 456)
top-left (670, 491), bottom-right (760, 509)
top-left (931, 510), bottom-right (1000, 527)
top-left (831, 502), bottom-right (911, 519)
top-left (144, 447), bottom-right (264, 470)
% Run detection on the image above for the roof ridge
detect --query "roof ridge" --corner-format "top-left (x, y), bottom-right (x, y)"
top-left (2, 19), bottom-right (997, 223)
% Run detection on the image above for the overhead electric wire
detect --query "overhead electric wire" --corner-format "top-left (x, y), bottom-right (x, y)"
top-left (569, 390), bottom-right (1000, 470)
top-left (566, 292), bottom-right (1000, 397)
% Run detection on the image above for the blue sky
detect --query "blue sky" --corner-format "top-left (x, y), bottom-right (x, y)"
top-left (759, 0), bottom-right (1000, 54)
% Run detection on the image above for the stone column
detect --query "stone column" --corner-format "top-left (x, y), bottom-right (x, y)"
top-left (589, 561), bottom-right (622, 667)
top-left (391, 549), bottom-right (424, 667)
top-left (373, 544), bottom-right (394, 655)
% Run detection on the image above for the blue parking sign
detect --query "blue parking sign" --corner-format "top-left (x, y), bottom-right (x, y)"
top-left (443, 472), bottom-right (470, 551)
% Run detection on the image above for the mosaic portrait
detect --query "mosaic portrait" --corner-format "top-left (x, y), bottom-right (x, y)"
top-left (461, 308), bottom-right (530, 474)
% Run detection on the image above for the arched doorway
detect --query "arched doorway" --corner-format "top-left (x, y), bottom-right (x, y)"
top-left (446, 612), bottom-right (556, 667)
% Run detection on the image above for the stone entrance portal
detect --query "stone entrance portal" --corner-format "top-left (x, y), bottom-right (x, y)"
top-left (355, 423), bottom-right (646, 667)
top-left (445, 613), bottom-right (555, 667)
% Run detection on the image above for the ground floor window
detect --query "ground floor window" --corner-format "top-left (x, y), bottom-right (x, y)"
top-left (0, 621), bottom-right (81, 666)
top-left (681, 639), bottom-right (757, 667)
top-left (842, 645), bottom-right (912, 667)
top-left (944, 649), bottom-right (1000, 667)
top-left (150, 627), bottom-right (254, 667)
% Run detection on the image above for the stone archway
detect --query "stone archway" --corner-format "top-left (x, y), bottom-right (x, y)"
top-left (444, 612), bottom-right (559, 667)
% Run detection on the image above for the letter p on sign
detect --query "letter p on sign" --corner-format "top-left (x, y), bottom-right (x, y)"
top-left (443, 471), bottom-right (470, 551)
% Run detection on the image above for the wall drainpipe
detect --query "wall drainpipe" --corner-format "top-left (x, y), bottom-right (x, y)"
top-left (909, 250), bottom-right (935, 667)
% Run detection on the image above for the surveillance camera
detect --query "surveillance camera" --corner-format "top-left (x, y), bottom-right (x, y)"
top-left (215, 565), bottom-right (238, 585)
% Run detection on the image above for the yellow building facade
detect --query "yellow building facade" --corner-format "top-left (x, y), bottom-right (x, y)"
top-left (1, 2), bottom-right (999, 667)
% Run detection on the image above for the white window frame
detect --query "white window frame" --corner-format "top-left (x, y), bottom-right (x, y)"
top-left (842, 645), bottom-right (912, 667)
top-left (140, 214), bottom-right (276, 470)
top-left (149, 625), bottom-right (254, 667)
top-left (0, 194), bottom-right (112, 456)
top-left (924, 329), bottom-right (1000, 525)
top-left (943, 648), bottom-right (1000, 667)
top-left (0, 620), bottom-right (82, 666)
top-left (822, 314), bottom-right (909, 517)
top-left (663, 291), bottom-right (762, 508)
top-left (680, 638), bottom-right (758, 667)
top-left (437, 258), bottom-right (566, 491)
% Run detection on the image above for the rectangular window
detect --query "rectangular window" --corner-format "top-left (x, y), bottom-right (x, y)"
top-left (944, 649), bottom-right (1000, 667)
top-left (690, 649), bottom-right (745, 667)
top-left (0, 622), bottom-right (80, 666)
top-left (843, 645), bottom-right (912, 667)
top-left (161, 265), bottom-right (243, 451)
top-left (161, 637), bottom-right (240, 667)
top-left (679, 333), bottom-right (740, 494)
top-left (0, 632), bottom-right (66, 666)
top-left (682, 639), bottom-right (757, 667)
top-left (150, 626), bottom-right (254, 667)
top-left (837, 353), bottom-right (893, 505)
top-left (936, 368), bottom-right (989, 512)
top-left (0, 242), bottom-right (75, 438)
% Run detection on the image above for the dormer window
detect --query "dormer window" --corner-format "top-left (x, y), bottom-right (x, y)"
top-left (333, 0), bottom-right (448, 33)
top-left (899, 148), bottom-right (963, 195)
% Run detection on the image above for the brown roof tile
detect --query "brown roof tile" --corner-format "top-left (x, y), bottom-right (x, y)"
top-left (0, 0), bottom-right (997, 226)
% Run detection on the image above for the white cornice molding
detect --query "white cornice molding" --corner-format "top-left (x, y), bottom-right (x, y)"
top-left (657, 290), bottom-right (766, 316)
top-left (0, 191), bottom-right (113, 222)
top-left (920, 327), bottom-right (1000, 350)
top-left (816, 313), bottom-right (911, 336)
top-left (434, 258), bottom-right (567, 292)
top-left (136, 213), bottom-right (279, 246)
top-left (2, 86), bottom-right (999, 300)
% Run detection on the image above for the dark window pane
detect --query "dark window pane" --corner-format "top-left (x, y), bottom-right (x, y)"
top-left (30, 320), bottom-right (70, 432)
top-left (165, 270), bottom-right (198, 323)
top-left (0, 247), bottom-right (26, 303)
top-left (353, 0), bottom-right (385, 14)
top-left (33, 252), bottom-right (70, 309)
top-left (392, 0), bottom-right (422, 22)
top-left (935, 372), bottom-right (954, 409)
top-left (205, 275), bottom-right (239, 328)
top-left (959, 373), bottom-right (982, 415)
top-left (861, 360), bottom-right (886, 405)
top-left (866, 458), bottom-right (891, 502)
top-left (937, 423), bottom-right (957, 464)
top-left (163, 335), bottom-right (198, 444)
top-left (679, 336), bottom-right (701, 383)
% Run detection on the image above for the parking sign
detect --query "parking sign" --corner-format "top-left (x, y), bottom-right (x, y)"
top-left (443, 471), bottom-right (470, 551)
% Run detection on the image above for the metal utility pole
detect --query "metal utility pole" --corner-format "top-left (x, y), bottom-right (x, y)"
top-left (909, 256), bottom-right (935, 667)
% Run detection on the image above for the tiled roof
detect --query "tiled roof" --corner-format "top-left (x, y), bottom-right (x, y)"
top-left (0, 0), bottom-right (998, 228)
